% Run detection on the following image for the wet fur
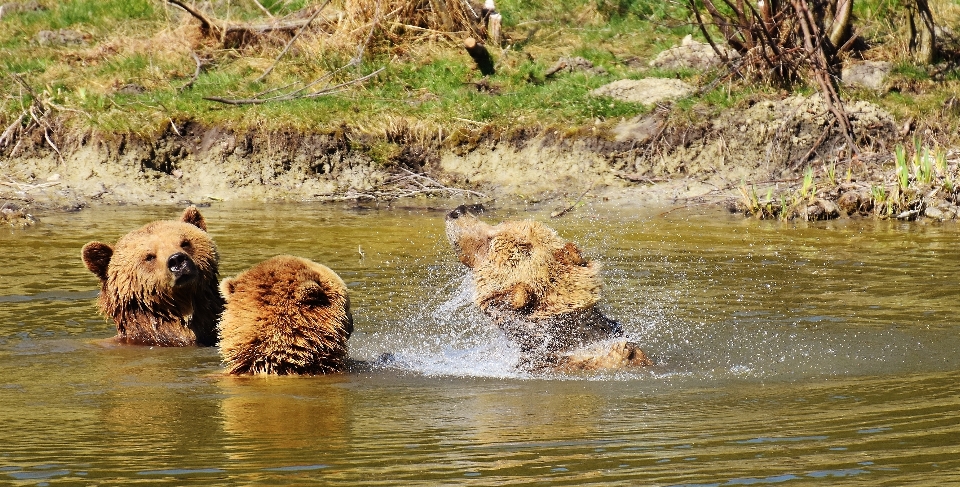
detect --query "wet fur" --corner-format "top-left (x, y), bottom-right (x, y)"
top-left (445, 205), bottom-right (652, 371)
top-left (81, 206), bottom-right (222, 346)
top-left (218, 255), bottom-right (353, 375)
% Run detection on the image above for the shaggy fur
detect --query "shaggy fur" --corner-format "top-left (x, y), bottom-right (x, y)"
top-left (218, 255), bottom-right (353, 375)
top-left (81, 206), bottom-right (222, 346)
top-left (445, 204), bottom-right (652, 371)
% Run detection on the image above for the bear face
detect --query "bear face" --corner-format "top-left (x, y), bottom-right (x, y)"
top-left (218, 255), bottom-right (353, 376)
top-left (81, 206), bottom-right (222, 346)
top-left (445, 204), bottom-right (651, 371)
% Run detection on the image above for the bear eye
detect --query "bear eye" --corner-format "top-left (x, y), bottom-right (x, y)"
top-left (180, 240), bottom-right (192, 249)
top-left (145, 253), bottom-right (156, 262)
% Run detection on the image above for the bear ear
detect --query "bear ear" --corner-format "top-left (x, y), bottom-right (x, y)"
top-left (555, 242), bottom-right (588, 267)
top-left (81, 242), bottom-right (113, 281)
top-left (181, 206), bottom-right (207, 232)
top-left (219, 277), bottom-right (235, 302)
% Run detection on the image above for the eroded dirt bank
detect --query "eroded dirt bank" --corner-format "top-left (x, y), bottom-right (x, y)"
top-left (1, 93), bottom-right (944, 222)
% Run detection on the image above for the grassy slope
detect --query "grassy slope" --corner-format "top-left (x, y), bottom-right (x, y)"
top-left (0, 0), bottom-right (958, 144)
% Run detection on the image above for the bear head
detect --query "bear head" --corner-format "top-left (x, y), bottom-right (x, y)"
top-left (218, 255), bottom-right (354, 375)
top-left (445, 205), bottom-right (649, 370)
top-left (81, 206), bottom-right (222, 346)
top-left (445, 204), bottom-right (603, 321)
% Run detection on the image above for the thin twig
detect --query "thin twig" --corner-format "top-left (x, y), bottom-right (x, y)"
top-left (254, 0), bottom-right (331, 83)
top-left (179, 51), bottom-right (203, 93)
top-left (551, 178), bottom-right (599, 218)
top-left (43, 129), bottom-right (64, 164)
top-left (204, 67), bottom-right (384, 105)
top-left (0, 112), bottom-right (26, 147)
top-left (398, 168), bottom-right (487, 198)
top-left (351, 0), bottom-right (382, 65)
top-left (796, 126), bottom-right (833, 168)
top-left (166, 0), bottom-right (218, 36)
top-left (10, 73), bottom-right (44, 113)
top-left (251, 0), bottom-right (274, 17)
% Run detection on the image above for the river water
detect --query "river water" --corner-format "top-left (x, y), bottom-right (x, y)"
top-left (1, 202), bottom-right (959, 485)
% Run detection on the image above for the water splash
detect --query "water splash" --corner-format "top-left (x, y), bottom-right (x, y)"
top-left (360, 274), bottom-right (527, 379)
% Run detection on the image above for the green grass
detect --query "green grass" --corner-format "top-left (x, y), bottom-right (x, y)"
top-left (0, 0), bottom-right (959, 144)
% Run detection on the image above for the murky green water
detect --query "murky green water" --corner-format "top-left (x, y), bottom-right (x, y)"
top-left (2, 202), bottom-right (960, 485)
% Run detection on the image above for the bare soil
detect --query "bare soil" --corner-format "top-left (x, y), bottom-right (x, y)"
top-left (0, 91), bottom-right (937, 221)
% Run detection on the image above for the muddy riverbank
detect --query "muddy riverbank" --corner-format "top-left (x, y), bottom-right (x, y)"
top-left (2, 91), bottom-right (956, 222)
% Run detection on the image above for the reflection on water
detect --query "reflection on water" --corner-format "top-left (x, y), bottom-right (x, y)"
top-left (1, 202), bottom-right (960, 485)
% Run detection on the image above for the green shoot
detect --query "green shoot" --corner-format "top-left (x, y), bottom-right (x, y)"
top-left (895, 145), bottom-right (909, 189)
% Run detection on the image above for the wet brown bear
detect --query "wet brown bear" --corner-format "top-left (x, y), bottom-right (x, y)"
top-left (218, 255), bottom-right (353, 375)
top-left (81, 206), bottom-right (223, 346)
top-left (445, 204), bottom-right (652, 371)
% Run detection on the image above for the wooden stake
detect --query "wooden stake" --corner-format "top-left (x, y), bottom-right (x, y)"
top-left (464, 37), bottom-right (495, 76)
top-left (487, 13), bottom-right (501, 46)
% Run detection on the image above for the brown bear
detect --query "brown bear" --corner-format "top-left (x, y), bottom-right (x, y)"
top-left (81, 206), bottom-right (222, 346)
top-left (218, 255), bottom-right (354, 375)
top-left (445, 204), bottom-right (652, 372)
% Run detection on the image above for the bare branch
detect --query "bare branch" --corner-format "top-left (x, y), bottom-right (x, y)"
top-left (204, 67), bottom-right (385, 105)
top-left (313, 168), bottom-right (487, 202)
top-left (550, 179), bottom-right (598, 218)
top-left (165, 0), bottom-right (219, 37)
top-left (251, 0), bottom-right (273, 18)
top-left (179, 51), bottom-right (203, 93)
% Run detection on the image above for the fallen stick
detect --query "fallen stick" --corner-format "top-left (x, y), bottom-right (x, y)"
top-left (551, 179), bottom-right (598, 218)
top-left (204, 67), bottom-right (384, 105)
top-left (179, 51), bottom-right (203, 93)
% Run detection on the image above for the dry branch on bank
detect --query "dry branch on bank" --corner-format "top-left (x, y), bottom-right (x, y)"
top-left (314, 168), bottom-right (487, 201)
top-left (164, 0), bottom-right (328, 48)
top-left (203, 67), bottom-right (385, 105)
top-left (689, 0), bottom-right (858, 156)
top-left (4, 74), bottom-right (63, 163)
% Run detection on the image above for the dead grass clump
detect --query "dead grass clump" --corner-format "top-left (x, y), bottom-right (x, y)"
top-left (168, 0), bottom-right (488, 53)
top-left (335, 0), bottom-right (485, 47)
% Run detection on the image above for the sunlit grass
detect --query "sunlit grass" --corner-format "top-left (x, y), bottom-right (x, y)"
top-left (0, 0), bottom-right (958, 145)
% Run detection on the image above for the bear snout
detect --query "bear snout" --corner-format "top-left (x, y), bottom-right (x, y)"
top-left (446, 204), bottom-right (485, 221)
top-left (167, 252), bottom-right (198, 283)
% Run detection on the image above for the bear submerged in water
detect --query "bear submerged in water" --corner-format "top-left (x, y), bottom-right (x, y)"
top-left (81, 206), bottom-right (223, 346)
top-left (218, 255), bottom-right (353, 375)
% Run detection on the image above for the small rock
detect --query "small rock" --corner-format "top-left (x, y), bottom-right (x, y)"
top-left (842, 61), bottom-right (891, 91)
top-left (806, 198), bottom-right (840, 220)
top-left (943, 206), bottom-right (959, 220)
top-left (115, 83), bottom-right (145, 95)
top-left (36, 29), bottom-right (87, 46)
top-left (837, 190), bottom-right (872, 215)
top-left (0, 0), bottom-right (42, 19)
top-left (649, 34), bottom-right (738, 71)
top-left (837, 191), bottom-right (860, 215)
top-left (545, 56), bottom-right (608, 77)
top-left (591, 78), bottom-right (695, 106)
top-left (924, 206), bottom-right (944, 221)
top-left (46, 173), bottom-right (60, 182)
